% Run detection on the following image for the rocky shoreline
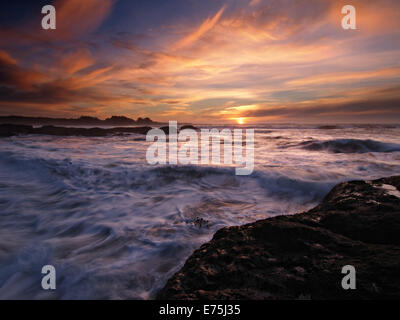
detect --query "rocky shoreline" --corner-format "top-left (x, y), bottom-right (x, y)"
top-left (157, 176), bottom-right (400, 300)
top-left (0, 124), bottom-right (153, 137)
top-left (0, 123), bottom-right (200, 137)
top-left (0, 115), bottom-right (161, 126)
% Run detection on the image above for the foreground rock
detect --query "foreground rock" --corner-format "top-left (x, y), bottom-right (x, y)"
top-left (0, 124), bottom-right (152, 137)
top-left (158, 176), bottom-right (400, 299)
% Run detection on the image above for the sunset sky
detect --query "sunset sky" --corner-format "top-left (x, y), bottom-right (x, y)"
top-left (0, 0), bottom-right (399, 123)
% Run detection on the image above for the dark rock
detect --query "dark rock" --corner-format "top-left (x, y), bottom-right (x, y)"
top-left (157, 125), bottom-right (199, 135)
top-left (0, 124), bottom-right (153, 137)
top-left (104, 116), bottom-right (136, 125)
top-left (159, 126), bottom-right (172, 135)
top-left (110, 126), bottom-right (153, 135)
top-left (0, 124), bottom-right (34, 137)
top-left (0, 115), bottom-right (160, 126)
top-left (180, 125), bottom-right (199, 131)
top-left (191, 217), bottom-right (210, 229)
top-left (318, 125), bottom-right (341, 130)
top-left (137, 117), bottom-right (159, 125)
top-left (157, 176), bottom-right (400, 300)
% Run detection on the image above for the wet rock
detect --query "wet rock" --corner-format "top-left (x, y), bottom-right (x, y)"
top-left (191, 217), bottom-right (210, 229)
top-left (157, 176), bottom-right (400, 300)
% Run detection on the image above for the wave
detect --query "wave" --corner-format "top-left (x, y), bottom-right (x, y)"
top-left (0, 149), bottom-right (333, 204)
top-left (298, 139), bottom-right (400, 154)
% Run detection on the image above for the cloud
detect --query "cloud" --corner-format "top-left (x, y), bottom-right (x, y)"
top-left (286, 67), bottom-right (400, 87)
top-left (171, 5), bottom-right (226, 51)
top-left (0, 50), bottom-right (49, 91)
top-left (44, 0), bottom-right (115, 40)
top-left (0, 0), bottom-right (115, 46)
top-left (59, 48), bottom-right (95, 74)
top-left (1, 0), bottom-right (400, 122)
top-left (0, 50), bottom-right (18, 65)
top-left (240, 94), bottom-right (400, 123)
top-left (0, 49), bottom-right (130, 116)
top-left (249, 0), bottom-right (261, 6)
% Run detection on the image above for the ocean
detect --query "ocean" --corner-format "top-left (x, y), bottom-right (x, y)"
top-left (0, 124), bottom-right (399, 299)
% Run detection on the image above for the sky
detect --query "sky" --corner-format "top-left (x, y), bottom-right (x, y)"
top-left (0, 0), bottom-right (399, 124)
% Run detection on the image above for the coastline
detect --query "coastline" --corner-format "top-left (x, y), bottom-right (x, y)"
top-left (157, 176), bottom-right (400, 300)
top-left (0, 124), bottom-right (153, 137)
top-left (0, 123), bottom-right (199, 137)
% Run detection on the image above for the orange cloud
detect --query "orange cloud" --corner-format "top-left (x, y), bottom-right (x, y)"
top-left (60, 48), bottom-right (95, 74)
top-left (171, 6), bottom-right (226, 51)
top-left (328, 0), bottom-right (400, 34)
top-left (0, 50), bottom-right (18, 65)
top-left (0, 50), bottom-right (49, 91)
top-left (249, 0), bottom-right (261, 6)
top-left (39, 0), bottom-right (114, 40)
top-left (58, 65), bottom-right (114, 90)
top-left (287, 67), bottom-right (400, 87)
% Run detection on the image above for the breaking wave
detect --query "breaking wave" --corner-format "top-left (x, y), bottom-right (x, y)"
top-left (299, 139), bottom-right (400, 154)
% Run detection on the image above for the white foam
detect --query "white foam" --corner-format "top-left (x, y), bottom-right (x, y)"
top-left (381, 184), bottom-right (400, 198)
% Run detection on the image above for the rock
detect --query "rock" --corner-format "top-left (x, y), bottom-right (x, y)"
top-left (110, 126), bottom-right (153, 136)
top-left (0, 124), bottom-right (153, 137)
top-left (104, 116), bottom-right (136, 125)
top-left (180, 125), bottom-right (199, 131)
top-left (157, 125), bottom-right (199, 135)
top-left (0, 115), bottom-right (160, 126)
top-left (157, 176), bottom-right (400, 300)
top-left (159, 126), bottom-right (171, 135)
top-left (318, 125), bottom-right (341, 130)
top-left (137, 117), bottom-right (160, 125)
top-left (0, 124), bottom-right (34, 137)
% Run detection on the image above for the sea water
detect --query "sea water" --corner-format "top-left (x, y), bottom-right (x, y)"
top-left (0, 124), bottom-right (399, 299)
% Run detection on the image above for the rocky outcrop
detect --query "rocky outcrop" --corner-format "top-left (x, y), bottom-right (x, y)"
top-left (157, 176), bottom-right (400, 300)
top-left (0, 115), bottom-right (161, 126)
top-left (0, 123), bottom-right (200, 137)
top-left (180, 125), bottom-right (200, 131)
top-left (0, 124), bottom-right (152, 137)
top-left (157, 125), bottom-right (200, 135)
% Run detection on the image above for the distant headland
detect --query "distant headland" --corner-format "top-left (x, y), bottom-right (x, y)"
top-left (0, 115), bottom-right (162, 126)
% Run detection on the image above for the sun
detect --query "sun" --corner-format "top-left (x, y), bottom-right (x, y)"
top-left (236, 117), bottom-right (245, 125)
